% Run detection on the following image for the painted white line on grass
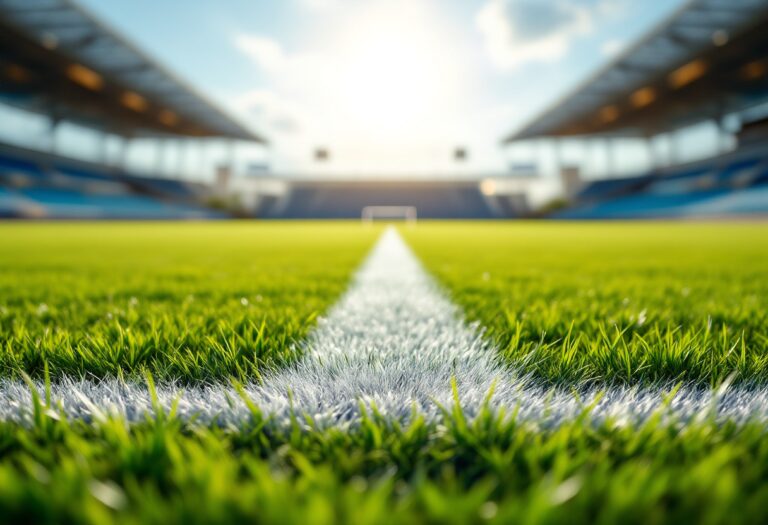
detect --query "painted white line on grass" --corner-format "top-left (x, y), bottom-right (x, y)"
top-left (2, 227), bottom-right (768, 427)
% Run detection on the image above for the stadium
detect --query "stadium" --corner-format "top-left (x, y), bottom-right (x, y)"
top-left (0, 0), bottom-right (767, 523)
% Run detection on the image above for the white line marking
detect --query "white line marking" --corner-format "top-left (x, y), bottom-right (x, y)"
top-left (2, 227), bottom-right (768, 427)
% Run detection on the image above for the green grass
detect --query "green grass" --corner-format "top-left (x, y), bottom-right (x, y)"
top-left (0, 222), bottom-right (380, 382)
top-left (403, 222), bottom-right (768, 385)
top-left (3, 387), bottom-right (768, 524)
top-left (2, 221), bottom-right (768, 524)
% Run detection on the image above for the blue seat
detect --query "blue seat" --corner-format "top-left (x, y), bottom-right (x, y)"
top-left (0, 153), bottom-right (45, 178)
top-left (560, 147), bottom-right (768, 219)
top-left (753, 168), bottom-right (768, 186)
top-left (18, 187), bottom-right (221, 219)
top-left (54, 165), bottom-right (113, 182)
top-left (715, 158), bottom-right (763, 186)
top-left (0, 149), bottom-right (224, 219)
top-left (576, 175), bottom-right (652, 201)
top-left (683, 186), bottom-right (768, 216)
top-left (557, 190), bottom-right (727, 219)
top-left (122, 174), bottom-right (199, 199)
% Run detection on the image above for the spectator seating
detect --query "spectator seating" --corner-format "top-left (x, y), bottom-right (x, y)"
top-left (558, 147), bottom-right (768, 219)
top-left (0, 146), bottom-right (222, 219)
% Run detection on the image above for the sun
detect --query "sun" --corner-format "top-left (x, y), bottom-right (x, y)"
top-left (338, 31), bottom-right (433, 133)
top-left (331, 3), bottom-right (462, 138)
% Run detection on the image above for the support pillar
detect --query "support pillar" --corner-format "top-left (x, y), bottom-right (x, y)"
top-left (199, 140), bottom-right (207, 181)
top-left (117, 137), bottom-right (129, 173)
top-left (48, 116), bottom-right (60, 155)
top-left (226, 139), bottom-right (237, 178)
top-left (180, 140), bottom-right (191, 179)
top-left (668, 131), bottom-right (680, 166)
top-left (645, 137), bottom-right (656, 172)
top-left (715, 117), bottom-right (732, 155)
top-left (536, 139), bottom-right (548, 177)
top-left (603, 138), bottom-right (614, 177)
top-left (154, 139), bottom-right (164, 176)
top-left (98, 131), bottom-right (108, 166)
top-left (550, 139), bottom-right (563, 176)
top-left (174, 140), bottom-right (184, 179)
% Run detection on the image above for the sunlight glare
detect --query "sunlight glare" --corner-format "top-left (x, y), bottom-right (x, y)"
top-left (333, 4), bottom-right (461, 137)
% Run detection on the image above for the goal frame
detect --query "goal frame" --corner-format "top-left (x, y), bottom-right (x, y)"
top-left (361, 206), bottom-right (417, 224)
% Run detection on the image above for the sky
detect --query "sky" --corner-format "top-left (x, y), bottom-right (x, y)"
top-left (60, 0), bottom-right (688, 175)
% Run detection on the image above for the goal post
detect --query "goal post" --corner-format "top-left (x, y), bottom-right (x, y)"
top-left (361, 206), bottom-right (417, 224)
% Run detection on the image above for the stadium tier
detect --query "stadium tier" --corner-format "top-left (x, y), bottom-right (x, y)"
top-left (0, 1), bottom-right (264, 143)
top-left (557, 145), bottom-right (768, 219)
top-left (0, 0), bottom-right (264, 219)
top-left (260, 180), bottom-right (501, 219)
top-left (0, 145), bottom-right (223, 219)
top-left (504, 1), bottom-right (768, 142)
top-left (502, 0), bottom-right (768, 220)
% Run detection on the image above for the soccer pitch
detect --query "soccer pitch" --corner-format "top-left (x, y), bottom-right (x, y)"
top-left (1, 221), bottom-right (767, 523)
top-left (403, 222), bottom-right (768, 384)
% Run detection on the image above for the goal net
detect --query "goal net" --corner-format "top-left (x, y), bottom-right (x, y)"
top-left (361, 206), bottom-right (417, 224)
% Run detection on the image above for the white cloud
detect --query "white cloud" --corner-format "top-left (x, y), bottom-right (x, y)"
top-left (298, 0), bottom-right (339, 10)
top-left (231, 2), bottom-right (477, 172)
top-left (233, 33), bottom-right (335, 97)
top-left (234, 34), bottom-right (298, 73)
top-left (235, 35), bottom-right (321, 81)
top-left (233, 34), bottom-right (340, 131)
top-left (232, 90), bottom-right (304, 135)
top-left (475, 0), bottom-right (594, 70)
top-left (600, 38), bottom-right (625, 57)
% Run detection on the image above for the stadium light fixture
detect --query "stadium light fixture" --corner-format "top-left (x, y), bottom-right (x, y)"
top-left (4, 63), bottom-right (30, 83)
top-left (669, 60), bottom-right (707, 89)
top-left (630, 87), bottom-right (656, 108)
top-left (598, 105), bottom-right (619, 123)
top-left (66, 64), bottom-right (103, 91)
top-left (742, 60), bottom-right (767, 81)
top-left (159, 109), bottom-right (179, 126)
top-left (40, 32), bottom-right (58, 50)
top-left (711, 30), bottom-right (729, 47)
top-left (480, 179), bottom-right (497, 196)
top-left (121, 91), bottom-right (148, 112)
top-left (314, 148), bottom-right (330, 162)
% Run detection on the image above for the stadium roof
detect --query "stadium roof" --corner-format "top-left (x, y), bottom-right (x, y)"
top-left (0, 0), bottom-right (265, 143)
top-left (504, 0), bottom-right (768, 142)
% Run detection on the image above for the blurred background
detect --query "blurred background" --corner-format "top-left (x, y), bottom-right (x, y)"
top-left (0, 0), bottom-right (767, 219)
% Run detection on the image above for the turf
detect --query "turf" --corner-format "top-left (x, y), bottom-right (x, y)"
top-left (3, 387), bottom-right (768, 524)
top-left (2, 221), bottom-right (768, 524)
top-left (0, 222), bottom-right (380, 382)
top-left (402, 222), bottom-right (768, 385)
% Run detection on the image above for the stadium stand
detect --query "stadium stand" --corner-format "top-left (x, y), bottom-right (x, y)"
top-left (0, 145), bottom-right (224, 219)
top-left (263, 180), bottom-right (499, 219)
top-left (558, 145), bottom-right (768, 219)
top-left (0, 0), bottom-right (265, 219)
top-left (505, 0), bottom-right (768, 219)
top-left (0, 0), bottom-right (265, 142)
top-left (562, 137), bottom-right (768, 219)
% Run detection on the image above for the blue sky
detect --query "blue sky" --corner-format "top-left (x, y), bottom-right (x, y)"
top-left (74, 0), bottom-right (686, 174)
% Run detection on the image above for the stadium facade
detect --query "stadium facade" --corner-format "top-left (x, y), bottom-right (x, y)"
top-left (238, 176), bottom-right (531, 219)
top-left (0, 0), bottom-right (263, 219)
top-left (504, 0), bottom-right (768, 219)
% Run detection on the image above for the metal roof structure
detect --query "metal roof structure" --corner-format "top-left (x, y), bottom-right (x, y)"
top-left (0, 0), bottom-right (265, 143)
top-left (504, 0), bottom-right (768, 142)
